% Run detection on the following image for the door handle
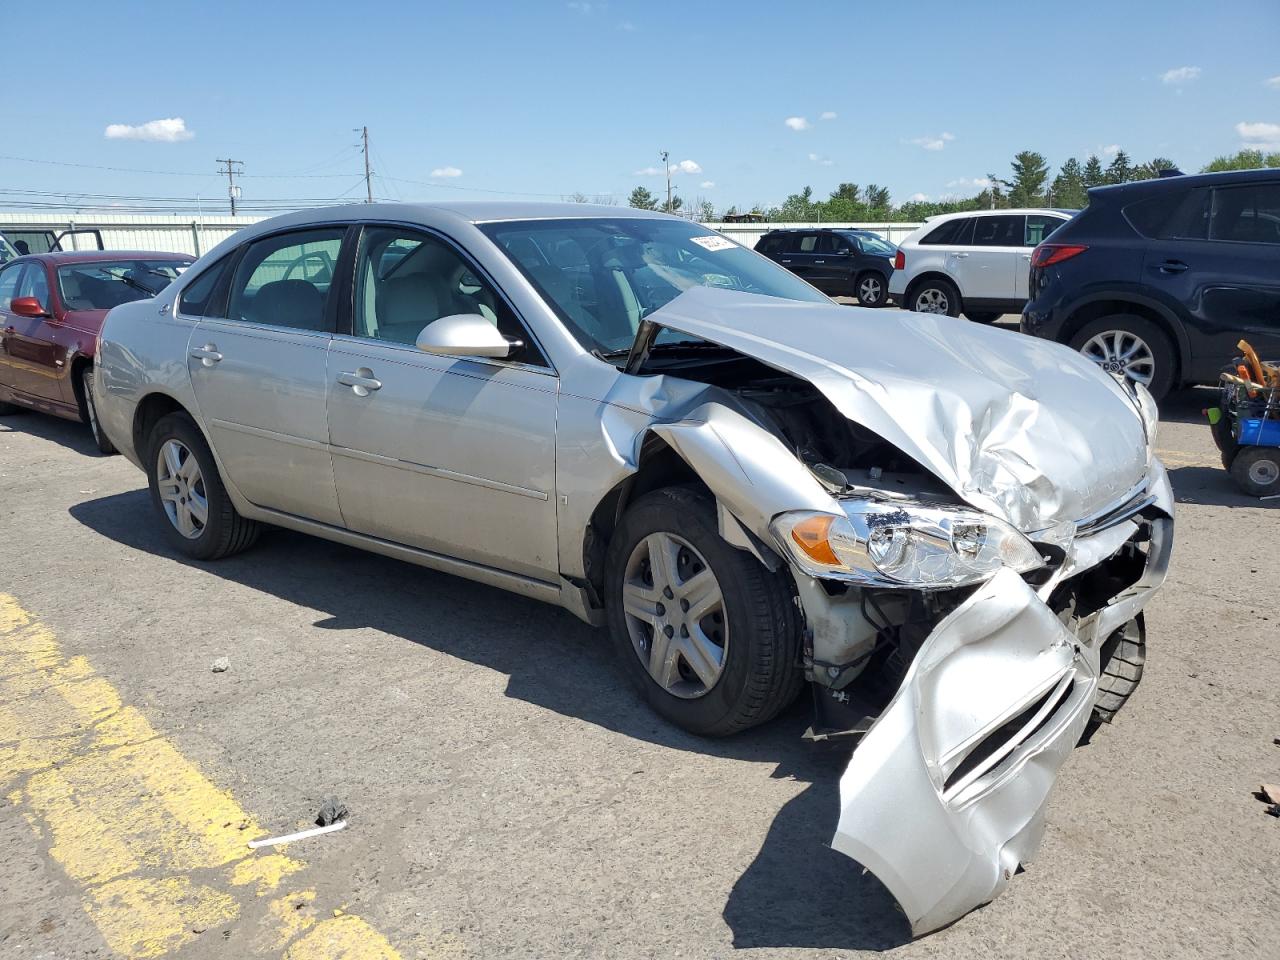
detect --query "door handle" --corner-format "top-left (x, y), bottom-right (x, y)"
top-left (814, 260), bottom-right (826, 264)
top-left (190, 343), bottom-right (222, 366)
top-left (338, 368), bottom-right (382, 397)
top-left (952, 252), bottom-right (969, 258)
top-left (1156, 260), bottom-right (1188, 274)
top-left (781, 259), bottom-right (792, 264)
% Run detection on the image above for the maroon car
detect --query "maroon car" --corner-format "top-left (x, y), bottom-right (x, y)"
top-left (0, 251), bottom-right (193, 453)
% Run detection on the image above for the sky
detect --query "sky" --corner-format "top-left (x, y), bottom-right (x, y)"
top-left (3, 0), bottom-right (1279, 215)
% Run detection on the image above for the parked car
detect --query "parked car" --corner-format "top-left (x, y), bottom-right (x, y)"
top-left (94, 202), bottom-right (1172, 936)
top-left (0, 251), bottom-right (193, 452)
top-left (1022, 168), bottom-right (1280, 400)
top-left (888, 208), bottom-right (1073, 321)
top-left (755, 227), bottom-right (896, 306)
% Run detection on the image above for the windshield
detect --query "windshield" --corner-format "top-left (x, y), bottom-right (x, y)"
top-left (57, 259), bottom-right (191, 310)
top-left (480, 217), bottom-right (830, 354)
top-left (0, 235), bottom-right (16, 264)
top-left (853, 233), bottom-right (896, 256)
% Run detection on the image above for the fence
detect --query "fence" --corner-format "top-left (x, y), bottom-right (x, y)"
top-left (0, 212), bottom-right (923, 259)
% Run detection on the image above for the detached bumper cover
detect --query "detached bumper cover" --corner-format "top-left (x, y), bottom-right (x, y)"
top-left (831, 464), bottom-right (1173, 936)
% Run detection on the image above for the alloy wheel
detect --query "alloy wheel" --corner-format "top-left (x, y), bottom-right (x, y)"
top-left (621, 531), bottom-right (728, 699)
top-left (858, 276), bottom-right (883, 305)
top-left (155, 439), bottom-right (208, 539)
top-left (914, 287), bottom-right (949, 314)
top-left (1080, 329), bottom-right (1155, 386)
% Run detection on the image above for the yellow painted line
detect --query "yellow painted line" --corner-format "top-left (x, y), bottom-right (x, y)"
top-left (0, 593), bottom-right (409, 959)
top-left (1155, 449), bottom-right (1219, 469)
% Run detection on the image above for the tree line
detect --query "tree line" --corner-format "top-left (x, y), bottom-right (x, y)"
top-left (626, 148), bottom-right (1280, 222)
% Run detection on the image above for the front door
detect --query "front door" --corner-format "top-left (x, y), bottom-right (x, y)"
top-left (0, 262), bottom-right (66, 408)
top-left (326, 226), bottom-right (560, 581)
top-left (185, 226), bottom-right (347, 526)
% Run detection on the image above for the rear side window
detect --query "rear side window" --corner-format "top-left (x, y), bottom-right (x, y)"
top-left (1025, 215), bottom-right (1064, 246)
top-left (971, 215), bottom-right (1024, 246)
top-left (227, 228), bottom-right (346, 332)
top-left (920, 218), bottom-right (974, 245)
top-left (797, 233), bottom-right (819, 253)
top-left (1125, 189), bottom-right (1210, 240)
top-left (756, 234), bottom-right (788, 254)
top-left (1210, 183), bottom-right (1280, 244)
top-left (178, 254), bottom-right (235, 317)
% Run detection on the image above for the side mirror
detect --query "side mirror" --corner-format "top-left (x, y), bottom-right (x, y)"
top-left (415, 313), bottom-right (516, 359)
top-left (10, 296), bottom-right (49, 318)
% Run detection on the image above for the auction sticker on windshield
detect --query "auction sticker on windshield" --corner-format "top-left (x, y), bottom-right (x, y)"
top-left (689, 234), bottom-right (737, 252)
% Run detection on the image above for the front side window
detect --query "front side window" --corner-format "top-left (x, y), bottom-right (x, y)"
top-left (1210, 183), bottom-right (1280, 244)
top-left (481, 217), bottom-right (829, 355)
top-left (227, 228), bottom-right (345, 332)
top-left (971, 215), bottom-right (1024, 246)
top-left (854, 233), bottom-right (896, 256)
top-left (0, 263), bottom-right (22, 311)
top-left (1024, 215), bottom-right (1064, 246)
top-left (16, 262), bottom-right (50, 309)
top-left (819, 234), bottom-right (854, 255)
top-left (59, 260), bottom-right (190, 311)
top-left (920, 218), bottom-right (974, 245)
top-left (351, 226), bottom-right (544, 365)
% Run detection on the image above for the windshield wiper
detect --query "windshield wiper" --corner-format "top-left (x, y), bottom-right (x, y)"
top-left (95, 269), bottom-right (160, 296)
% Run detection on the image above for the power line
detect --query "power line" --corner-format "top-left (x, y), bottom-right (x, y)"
top-left (216, 158), bottom-right (244, 215)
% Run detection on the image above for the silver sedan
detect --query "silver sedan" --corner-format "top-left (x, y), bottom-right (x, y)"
top-left (94, 202), bottom-right (1172, 935)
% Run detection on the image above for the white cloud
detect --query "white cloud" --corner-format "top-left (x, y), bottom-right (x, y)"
top-left (699, 180), bottom-right (715, 189)
top-left (429, 166), bottom-right (463, 178)
top-left (633, 165), bottom-right (660, 176)
top-left (567, 1), bottom-right (592, 12)
top-left (819, 111), bottom-right (837, 121)
top-left (1160, 65), bottom-right (1201, 85)
top-left (103, 117), bottom-right (194, 142)
top-left (807, 152), bottom-right (835, 166)
top-left (670, 159), bottom-right (702, 174)
top-left (946, 176), bottom-right (991, 191)
top-left (1237, 120), bottom-right (1280, 150)
top-left (907, 193), bottom-right (929, 202)
top-left (1101, 143), bottom-right (1121, 156)
top-left (784, 116), bottom-right (810, 131)
top-left (617, 20), bottom-right (636, 30)
top-left (1267, 75), bottom-right (1280, 89)
top-left (908, 132), bottom-right (954, 151)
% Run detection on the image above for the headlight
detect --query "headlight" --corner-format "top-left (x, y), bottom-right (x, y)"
top-left (771, 500), bottom-right (1044, 588)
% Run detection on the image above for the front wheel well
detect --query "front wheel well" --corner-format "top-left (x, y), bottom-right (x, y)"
top-left (132, 393), bottom-right (189, 460)
top-left (1059, 300), bottom-right (1182, 383)
top-left (582, 436), bottom-right (708, 603)
top-left (69, 356), bottom-right (93, 421)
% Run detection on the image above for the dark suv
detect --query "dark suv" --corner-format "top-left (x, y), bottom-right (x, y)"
top-left (1022, 168), bottom-right (1280, 400)
top-left (755, 228), bottom-right (896, 306)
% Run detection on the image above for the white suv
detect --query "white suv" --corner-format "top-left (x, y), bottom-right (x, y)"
top-left (888, 209), bottom-right (1073, 321)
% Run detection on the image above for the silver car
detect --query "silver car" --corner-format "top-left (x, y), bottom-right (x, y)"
top-left (95, 203), bottom-right (1173, 935)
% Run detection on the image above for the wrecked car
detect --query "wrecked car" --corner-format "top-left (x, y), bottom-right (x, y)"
top-left (93, 203), bottom-right (1173, 934)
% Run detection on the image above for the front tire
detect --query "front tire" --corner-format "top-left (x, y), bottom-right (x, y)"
top-left (855, 271), bottom-right (887, 308)
top-left (604, 488), bottom-right (803, 736)
top-left (1069, 314), bottom-right (1176, 401)
top-left (146, 412), bottom-right (259, 560)
top-left (909, 278), bottom-right (962, 317)
top-left (963, 311), bottom-right (1002, 324)
top-left (80, 367), bottom-right (116, 455)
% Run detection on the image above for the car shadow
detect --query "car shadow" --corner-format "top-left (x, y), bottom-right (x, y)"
top-left (1158, 385), bottom-right (1217, 425)
top-left (68, 488), bottom-right (912, 951)
top-left (1167, 464), bottom-right (1278, 509)
top-left (0, 409), bottom-right (99, 457)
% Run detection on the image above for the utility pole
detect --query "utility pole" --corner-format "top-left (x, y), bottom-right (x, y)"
top-left (358, 126), bottom-right (373, 203)
top-left (217, 158), bottom-right (243, 215)
top-left (660, 149), bottom-right (671, 212)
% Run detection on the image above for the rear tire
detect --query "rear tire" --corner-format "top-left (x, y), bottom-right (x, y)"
top-left (854, 271), bottom-right (887, 308)
top-left (963, 311), bottom-right (1001, 324)
top-left (146, 412), bottom-right (260, 560)
top-left (80, 367), bottom-right (116, 455)
top-left (908, 277), bottom-right (962, 317)
top-left (1230, 446), bottom-right (1280, 497)
top-left (1069, 314), bottom-right (1176, 401)
top-left (604, 488), bottom-right (804, 736)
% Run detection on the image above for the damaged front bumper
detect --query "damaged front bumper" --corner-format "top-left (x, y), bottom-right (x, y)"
top-left (800, 461), bottom-right (1174, 936)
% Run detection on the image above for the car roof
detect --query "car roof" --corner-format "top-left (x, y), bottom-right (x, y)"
top-left (31, 251), bottom-right (194, 264)
top-left (1089, 166), bottom-right (1280, 199)
top-left (922, 207), bottom-right (1072, 223)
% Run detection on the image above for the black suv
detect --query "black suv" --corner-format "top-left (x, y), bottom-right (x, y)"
top-left (1022, 168), bottom-right (1280, 400)
top-left (755, 228), bottom-right (896, 306)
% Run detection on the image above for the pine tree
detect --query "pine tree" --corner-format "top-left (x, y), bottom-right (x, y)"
top-left (1083, 155), bottom-right (1105, 188)
top-left (1009, 151), bottom-right (1050, 206)
top-left (1051, 157), bottom-right (1087, 208)
top-left (628, 186), bottom-right (658, 210)
top-left (1105, 150), bottom-right (1133, 184)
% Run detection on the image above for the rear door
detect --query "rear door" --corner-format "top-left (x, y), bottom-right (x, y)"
top-left (1142, 181), bottom-right (1280, 373)
top-left (786, 232), bottom-right (822, 284)
top-left (960, 214), bottom-right (1023, 301)
top-left (184, 227), bottom-right (348, 526)
top-left (326, 224), bottom-right (560, 580)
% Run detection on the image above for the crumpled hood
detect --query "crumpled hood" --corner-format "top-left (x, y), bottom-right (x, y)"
top-left (645, 288), bottom-right (1150, 531)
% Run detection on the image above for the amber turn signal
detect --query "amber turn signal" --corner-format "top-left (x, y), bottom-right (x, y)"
top-left (789, 514), bottom-right (841, 565)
